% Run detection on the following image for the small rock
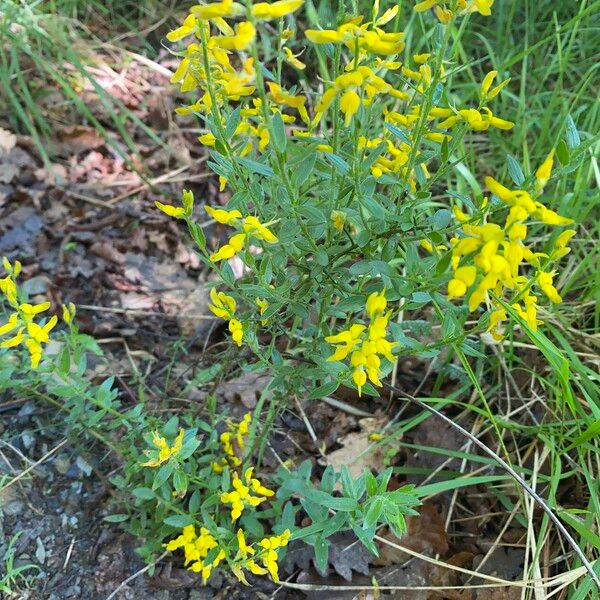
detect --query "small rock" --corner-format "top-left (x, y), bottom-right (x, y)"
top-left (3, 500), bottom-right (25, 516)
top-left (22, 276), bottom-right (48, 296)
top-left (21, 429), bottom-right (35, 450)
top-left (189, 590), bottom-right (214, 600)
top-left (54, 455), bottom-right (70, 475)
top-left (17, 401), bottom-right (36, 419)
top-left (75, 455), bottom-right (92, 477)
top-left (35, 536), bottom-right (46, 564)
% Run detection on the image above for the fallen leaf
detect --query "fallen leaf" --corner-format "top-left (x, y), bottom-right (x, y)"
top-left (219, 372), bottom-right (272, 409)
top-left (35, 163), bottom-right (68, 185)
top-left (374, 502), bottom-right (449, 566)
top-left (0, 164), bottom-right (18, 183)
top-left (56, 125), bottom-right (105, 156)
top-left (323, 415), bottom-right (387, 487)
top-left (120, 293), bottom-right (156, 310)
top-left (283, 532), bottom-right (373, 582)
top-left (0, 127), bottom-right (17, 153)
top-left (90, 242), bottom-right (125, 264)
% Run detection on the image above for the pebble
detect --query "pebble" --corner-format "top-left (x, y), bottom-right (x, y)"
top-left (3, 500), bottom-right (25, 516)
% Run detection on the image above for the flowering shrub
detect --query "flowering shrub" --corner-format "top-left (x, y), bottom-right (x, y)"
top-left (160, 0), bottom-right (574, 400)
top-left (0, 0), bottom-right (582, 591)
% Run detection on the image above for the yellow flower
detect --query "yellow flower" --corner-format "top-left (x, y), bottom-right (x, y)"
top-left (204, 205), bottom-right (242, 225)
top-left (209, 233), bottom-right (247, 262)
top-left (447, 266), bottom-right (477, 299)
top-left (414, 0), bottom-right (493, 17)
top-left (156, 189), bottom-right (194, 219)
top-left (339, 90), bottom-right (361, 125)
top-left (267, 82), bottom-right (309, 123)
top-left (251, 0), bottom-right (304, 20)
top-left (550, 229), bottom-right (575, 260)
top-left (228, 318), bottom-right (244, 346)
top-left (0, 298), bottom-right (57, 368)
top-left (190, 0), bottom-right (244, 20)
top-left (165, 525), bottom-right (224, 583)
top-left (327, 290), bottom-right (397, 396)
top-left (283, 46), bottom-right (306, 70)
top-left (167, 14), bottom-right (197, 42)
top-left (257, 530), bottom-right (290, 582)
top-left (256, 298), bottom-right (269, 325)
top-left (140, 428), bottom-right (185, 467)
top-left (480, 70), bottom-right (510, 101)
top-left (213, 413), bottom-right (252, 472)
top-left (237, 529), bottom-right (255, 556)
top-left (208, 288), bottom-right (236, 319)
top-left (535, 150), bottom-right (554, 192)
top-left (365, 290), bottom-right (387, 318)
top-left (213, 21), bottom-right (256, 51)
top-left (331, 210), bottom-right (346, 231)
top-left (243, 216), bottom-right (278, 243)
top-left (220, 469), bottom-right (274, 520)
top-left (62, 302), bottom-right (76, 324)
top-left (537, 271), bottom-right (562, 304)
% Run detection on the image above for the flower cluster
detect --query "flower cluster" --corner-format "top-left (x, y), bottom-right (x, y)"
top-left (414, 0), bottom-right (493, 21)
top-left (165, 524), bottom-right (225, 581)
top-left (165, 0), bottom-right (305, 165)
top-left (445, 153), bottom-right (574, 339)
top-left (208, 287), bottom-right (244, 347)
top-left (0, 258), bottom-right (58, 368)
top-left (233, 529), bottom-right (291, 584)
top-left (204, 205), bottom-right (278, 262)
top-left (165, 524), bottom-right (290, 585)
top-left (212, 412), bottom-right (252, 472)
top-left (326, 290), bottom-right (398, 395)
top-left (140, 428), bottom-right (185, 467)
top-left (220, 467), bottom-right (274, 519)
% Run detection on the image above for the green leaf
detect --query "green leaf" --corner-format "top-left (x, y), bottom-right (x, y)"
top-left (173, 470), bottom-right (188, 494)
top-left (152, 461), bottom-right (174, 490)
top-left (104, 514), bottom-right (128, 523)
top-left (189, 490), bottom-right (201, 514)
top-left (303, 488), bottom-right (358, 511)
top-left (506, 154), bottom-right (525, 185)
top-left (323, 152), bottom-right (350, 174)
top-left (132, 487), bottom-right (155, 500)
top-left (556, 139), bottom-right (570, 165)
top-left (321, 511), bottom-right (348, 537)
top-left (225, 106), bottom-right (242, 139)
top-left (341, 466), bottom-right (357, 499)
top-left (430, 208), bottom-right (451, 229)
top-left (314, 535), bottom-right (330, 574)
top-left (364, 470), bottom-right (377, 497)
top-left (350, 522), bottom-right (378, 555)
top-left (565, 114), bottom-right (580, 149)
top-left (384, 122), bottom-right (411, 144)
top-left (294, 151), bottom-right (317, 187)
top-left (308, 380), bottom-right (339, 400)
top-left (164, 514), bottom-right (195, 528)
top-left (271, 112), bottom-right (287, 153)
top-left (364, 497), bottom-right (384, 528)
top-left (235, 156), bottom-right (275, 177)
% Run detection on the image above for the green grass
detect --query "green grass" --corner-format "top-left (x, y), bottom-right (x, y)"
top-left (0, 0), bottom-right (172, 171)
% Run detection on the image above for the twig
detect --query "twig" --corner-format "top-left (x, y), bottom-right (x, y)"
top-left (1, 438), bottom-right (68, 490)
top-left (383, 382), bottom-right (600, 590)
top-left (105, 550), bottom-right (169, 600)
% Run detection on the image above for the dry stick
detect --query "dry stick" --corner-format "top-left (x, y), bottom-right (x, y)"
top-left (105, 550), bottom-right (169, 600)
top-left (2, 438), bottom-right (68, 490)
top-left (383, 382), bottom-right (600, 590)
